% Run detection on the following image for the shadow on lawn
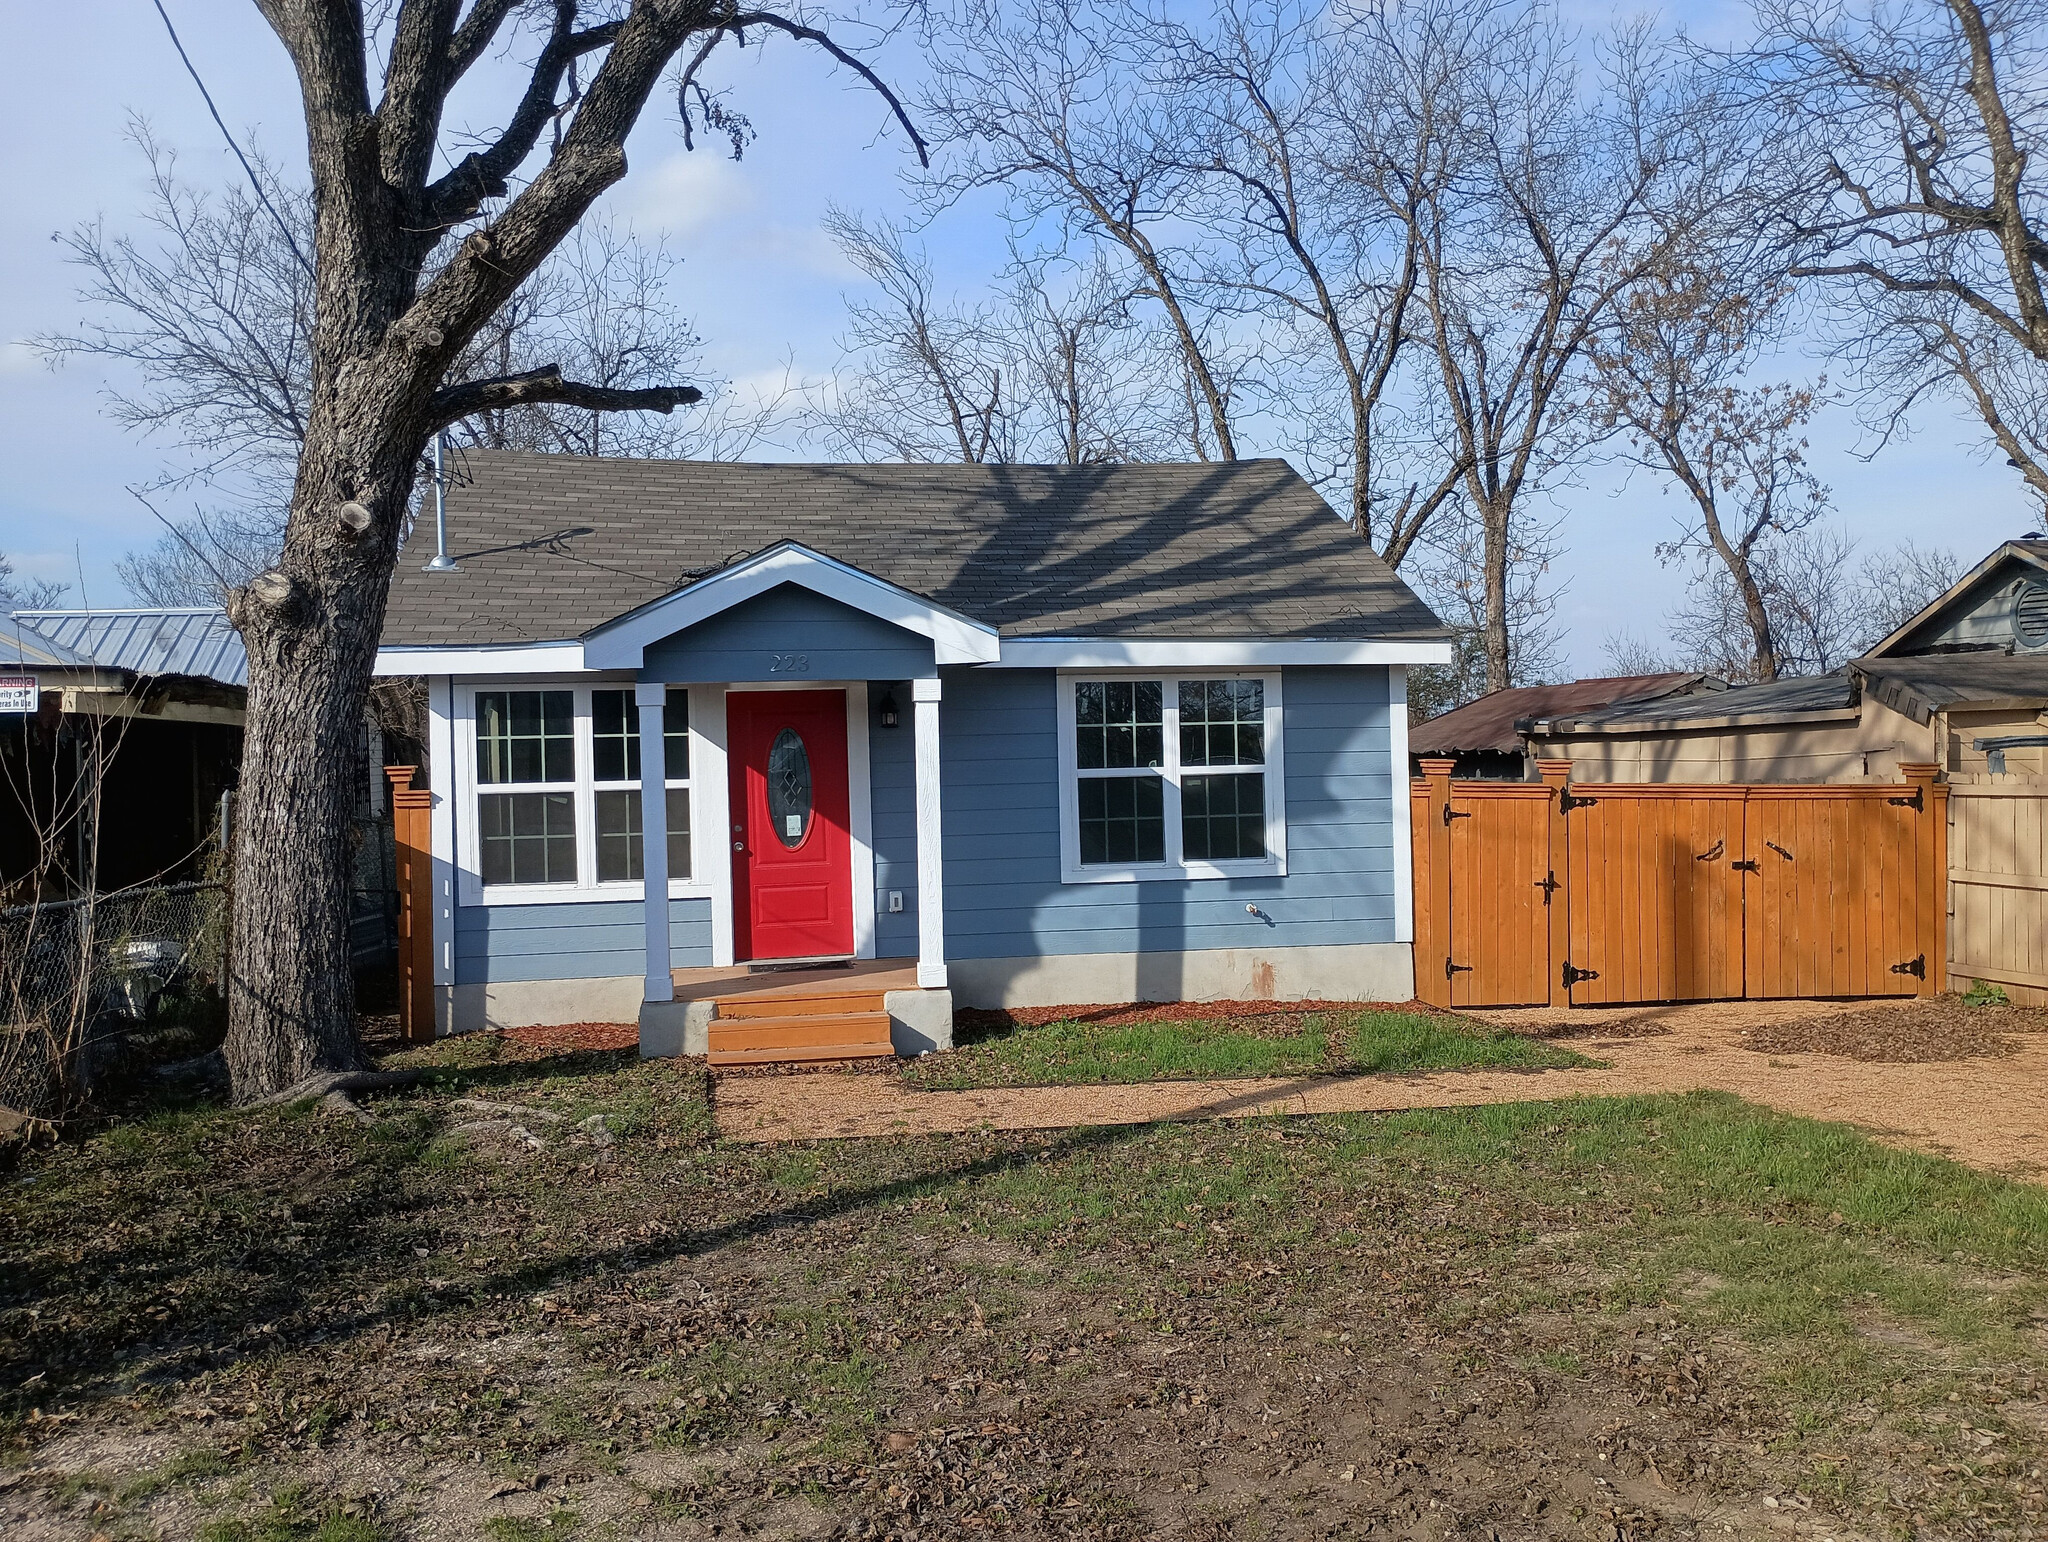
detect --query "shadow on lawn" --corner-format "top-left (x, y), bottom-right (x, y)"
top-left (1, 1101), bottom-right (1149, 1422)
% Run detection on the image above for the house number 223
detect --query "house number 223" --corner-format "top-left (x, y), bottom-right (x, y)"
top-left (769, 653), bottom-right (810, 674)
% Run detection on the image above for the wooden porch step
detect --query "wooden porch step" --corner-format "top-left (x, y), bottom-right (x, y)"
top-left (705, 1009), bottom-right (895, 1065)
top-left (715, 990), bottom-right (888, 1019)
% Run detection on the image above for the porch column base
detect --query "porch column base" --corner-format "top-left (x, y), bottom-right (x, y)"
top-left (639, 997), bottom-right (714, 1060)
top-left (884, 987), bottom-right (953, 1055)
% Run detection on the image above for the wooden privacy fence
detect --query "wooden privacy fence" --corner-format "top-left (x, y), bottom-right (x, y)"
top-left (385, 765), bottom-right (435, 1043)
top-left (1948, 783), bottom-right (2048, 1002)
top-left (1412, 759), bottom-right (1948, 1009)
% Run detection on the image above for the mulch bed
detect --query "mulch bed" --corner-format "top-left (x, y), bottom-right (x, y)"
top-left (502, 1020), bottom-right (639, 1053)
top-left (1744, 995), bottom-right (2048, 1063)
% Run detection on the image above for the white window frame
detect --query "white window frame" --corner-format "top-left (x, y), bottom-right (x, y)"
top-left (454, 677), bottom-right (712, 906)
top-left (1055, 670), bottom-right (1287, 884)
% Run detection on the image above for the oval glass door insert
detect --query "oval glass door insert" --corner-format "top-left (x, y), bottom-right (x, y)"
top-left (766, 728), bottom-right (813, 848)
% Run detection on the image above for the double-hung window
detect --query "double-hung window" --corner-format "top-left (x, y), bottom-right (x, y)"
top-left (476, 690), bottom-right (577, 886)
top-left (1059, 673), bottom-right (1284, 882)
top-left (590, 689), bottom-right (692, 884)
top-left (468, 684), bottom-right (694, 900)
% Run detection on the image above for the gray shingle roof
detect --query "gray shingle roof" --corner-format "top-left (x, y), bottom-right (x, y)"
top-left (382, 452), bottom-right (1445, 648)
top-left (1857, 653), bottom-right (2048, 722)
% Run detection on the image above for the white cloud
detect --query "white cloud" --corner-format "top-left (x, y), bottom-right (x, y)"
top-left (610, 152), bottom-right (754, 238)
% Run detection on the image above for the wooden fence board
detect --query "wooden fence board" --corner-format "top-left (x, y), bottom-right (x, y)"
top-left (1411, 769), bottom-right (1945, 1009)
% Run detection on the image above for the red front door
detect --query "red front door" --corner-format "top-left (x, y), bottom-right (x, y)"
top-left (728, 690), bottom-right (854, 962)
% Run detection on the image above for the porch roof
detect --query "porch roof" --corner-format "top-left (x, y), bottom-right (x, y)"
top-left (381, 452), bottom-right (1446, 649)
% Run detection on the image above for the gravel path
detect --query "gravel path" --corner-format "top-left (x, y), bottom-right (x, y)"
top-left (713, 997), bottom-right (2048, 1178)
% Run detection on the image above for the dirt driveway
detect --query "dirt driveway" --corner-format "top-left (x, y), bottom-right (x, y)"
top-left (715, 997), bottom-right (2048, 1177)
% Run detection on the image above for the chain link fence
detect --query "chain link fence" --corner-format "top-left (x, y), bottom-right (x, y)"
top-left (1, 881), bottom-right (229, 1119)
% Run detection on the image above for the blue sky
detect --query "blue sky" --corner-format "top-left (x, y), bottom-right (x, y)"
top-left (2, 2), bottom-right (2039, 670)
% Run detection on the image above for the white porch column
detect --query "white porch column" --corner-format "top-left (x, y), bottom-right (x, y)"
top-left (636, 682), bottom-right (672, 1003)
top-left (912, 676), bottom-right (948, 989)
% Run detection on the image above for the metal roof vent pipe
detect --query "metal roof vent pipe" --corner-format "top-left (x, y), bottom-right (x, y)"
top-left (423, 430), bottom-right (459, 572)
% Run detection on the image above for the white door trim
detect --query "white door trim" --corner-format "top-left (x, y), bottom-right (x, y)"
top-left (720, 681), bottom-right (873, 964)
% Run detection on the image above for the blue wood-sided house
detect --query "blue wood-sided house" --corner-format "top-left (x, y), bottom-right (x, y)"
top-left (373, 454), bottom-right (1449, 1059)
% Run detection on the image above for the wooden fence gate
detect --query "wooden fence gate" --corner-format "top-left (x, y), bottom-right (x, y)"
top-left (1948, 783), bottom-right (2048, 1003)
top-left (1412, 759), bottom-right (1947, 1008)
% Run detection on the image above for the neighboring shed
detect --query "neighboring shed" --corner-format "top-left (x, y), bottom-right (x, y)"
top-left (2, 609), bottom-right (247, 900)
top-left (1506, 539), bottom-right (2048, 1005)
top-left (1411, 672), bottom-right (1717, 778)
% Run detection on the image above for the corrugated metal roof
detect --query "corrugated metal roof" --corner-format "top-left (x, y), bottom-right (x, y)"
top-left (0, 616), bottom-right (90, 670)
top-left (3, 608), bottom-right (247, 687)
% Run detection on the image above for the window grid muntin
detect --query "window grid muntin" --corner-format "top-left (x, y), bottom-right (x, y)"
top-left (474, 685), bottom-right (696, 893)
top-left (1069, 673), bottom-right (1277, 874)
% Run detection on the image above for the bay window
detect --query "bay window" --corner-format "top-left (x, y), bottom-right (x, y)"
top-left (1059, 672), bottom-right (1285, 882)
top-left (463, 684), bottom-right (696, 901)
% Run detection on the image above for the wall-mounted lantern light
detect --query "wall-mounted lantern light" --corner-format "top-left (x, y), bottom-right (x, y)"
top-left (878, 689), bottom-right (900, 728)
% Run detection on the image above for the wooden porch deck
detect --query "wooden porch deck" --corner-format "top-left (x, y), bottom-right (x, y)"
top-left (671, 959), bottom-right (919, 1065)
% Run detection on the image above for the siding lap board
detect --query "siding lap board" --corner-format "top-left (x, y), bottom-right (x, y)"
top-left (455, 898), bottom-right (712, 984)
top-left (936, 666), bottom-right (1395, 959)
top-left (640, 584), bottom-right (936, 683)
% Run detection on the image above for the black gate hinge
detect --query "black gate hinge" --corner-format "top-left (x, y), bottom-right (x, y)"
top-left (1443, 804), bottom-right (1473, 826)
top-left (1887, 788), bottom-right (1924, 811)
top-left (1562, 961), bottom-right (1599, 987)
top-left (1558, 791), bottom-right (1598, 812)
top-left (1446, 957), bottom-right (1474, 979)
top-left (1891, 954), bottom-right (1926, 978)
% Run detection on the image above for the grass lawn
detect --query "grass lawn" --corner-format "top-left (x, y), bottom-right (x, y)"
top-left (902, 1004), bottom-right (1595, 1089)
top-left (4, 1035), bottom-right (2048, 1540)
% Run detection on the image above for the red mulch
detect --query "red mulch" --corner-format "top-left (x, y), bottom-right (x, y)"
top-left (954, 999), bottom-right (1424, 1034)
top-left (502, 1020), bottom-right (639, 1053)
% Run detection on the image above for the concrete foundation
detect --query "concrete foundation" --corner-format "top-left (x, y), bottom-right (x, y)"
top-left (945, 942), bottom-right (1415, 1010)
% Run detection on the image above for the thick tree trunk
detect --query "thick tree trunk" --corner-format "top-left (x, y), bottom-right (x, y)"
top-left (224, 417), bottom-right (425, 1101)
top-left (1481, 499), bottom-right (1512, 693)
top-left (1723, 546), bottom-right (1779, 682)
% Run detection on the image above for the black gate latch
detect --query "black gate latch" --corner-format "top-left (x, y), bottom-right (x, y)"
top-left (1731, 859), bottom-right (1760, 872)
top-left (1561, 960), bottom-right (1599, 987)
top-left (1533, 870), bottom-right (1560, 901)
top-left (1891, 954), bottom-right (1926, 978)
top-left (1446, 957), bottom-right (1474, 979)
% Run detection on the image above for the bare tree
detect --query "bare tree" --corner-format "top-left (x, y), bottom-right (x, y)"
top-left (809, 210), bottom-right (1015, 462)
top-left (1346, 0), bottom-right (1735, 692)
top-left (1153, 0), bottom-right (1460, 564)
top-left (43, 127), bottom-right (780, 607)
top-left (1, 556), bottom-right (67, 612)
top-left (918, 0), bottom-right (1246, 460)
top-left (1588, 269), bottom-right (1831, 681)
top-left (1857, 537), bottom-right (1965, 643)
top-left (1609, 530), bottom-right (1964, 679)
top-left (1740, 0), bottom-right (2048, 505)
top-left (811, 211), bottom-right (1195, 464)
top-left (38, 2), bottom-right (923, 1101)
top-left (1405, 500), bottom-right (1567, 719)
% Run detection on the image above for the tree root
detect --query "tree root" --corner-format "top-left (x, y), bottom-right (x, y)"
top-left (451, 1096), bottom-right (563, 1123)
top-left (250, 1069), bottom-right (420, 1109)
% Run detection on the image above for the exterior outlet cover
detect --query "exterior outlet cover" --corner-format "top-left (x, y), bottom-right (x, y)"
top-left (887, 890), bottom-right (904, 913)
